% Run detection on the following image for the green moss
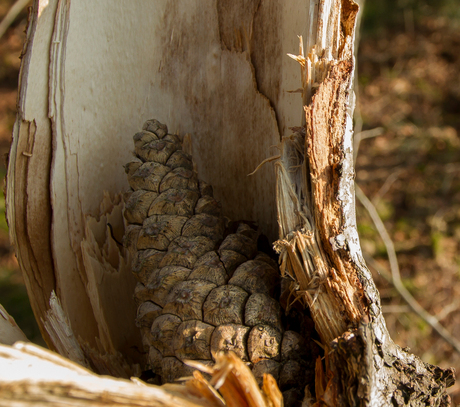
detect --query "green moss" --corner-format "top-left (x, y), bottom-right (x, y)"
top-left (416, 318), bottom-right (430, 335)
top-left (357, 221), bottom-right (375, 237)
top-left (401, 277), bottom-right (419, 295)
top-left (0, 194), bottom-right (8, 234)
top-left (431, 231), bottom-right (444, 259)
top-left (376, 199), bottom-right (394, 222)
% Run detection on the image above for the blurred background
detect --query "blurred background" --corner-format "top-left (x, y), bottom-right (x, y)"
top-left (356, 0), bottom-right (460, 402)
top-left (1, 0), bottom-right (460, 402)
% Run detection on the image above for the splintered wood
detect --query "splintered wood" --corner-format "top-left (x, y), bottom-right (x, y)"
top-left (0, 342), bottom-right (282, 407)
top-left (274, 0), bottom-right (365, 346)
top-left (274, 129), bottom-right (363, 345)
top-left (275, 2), bottom-right (455, 405)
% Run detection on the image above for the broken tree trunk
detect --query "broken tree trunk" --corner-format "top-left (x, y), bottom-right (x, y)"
top-left (5, 0), bottom-right (455, 405)
top-left (275, 2), bottom-right (455, 406)
top-left (7, 0), bottom-right (312, 366)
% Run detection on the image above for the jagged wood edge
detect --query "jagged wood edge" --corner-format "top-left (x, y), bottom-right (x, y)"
top-left (274, 0), bottom-right (455, 405)
top-left (0, 342), bottom-right (281, 407)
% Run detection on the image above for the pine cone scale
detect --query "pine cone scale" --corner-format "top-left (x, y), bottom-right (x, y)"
top-left (124, 120), bottom-right (315, 402)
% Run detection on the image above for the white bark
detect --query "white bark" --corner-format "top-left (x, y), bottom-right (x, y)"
top-left (8, 0), bottom-right (312, 365)
top-left (0, 342), bottom-right (280, 407)
top-left (0, 304), bottom-right (28, 345)
top-left (6, 0), bottom-right (455, 405)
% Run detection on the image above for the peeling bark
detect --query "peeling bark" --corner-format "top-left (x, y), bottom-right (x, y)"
top-left (275, 0), bottom-right (455, 405)
top-left (8, 0), bottom-right (311, 367)
top-left (6, 0), bottom-right (456, 405)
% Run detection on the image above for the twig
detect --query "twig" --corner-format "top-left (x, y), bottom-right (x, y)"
top-left (435, 298), bottom-right (460, 322)
top-left (372, 167), bottom-right (404, 206)
top-left (353, 127), bottom-right (384, 163)
top-left (247, 155), bottom-right (280, 176)
top-left (0, 0), bottom-right (30, 41)
top-left (355, 183), bottom-right (460, 355)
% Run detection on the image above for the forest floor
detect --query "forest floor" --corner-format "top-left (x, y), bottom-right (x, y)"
top-left (1, 0), bottom-right (460, 403)
top-left (356, 13), bottom-right (460, 402)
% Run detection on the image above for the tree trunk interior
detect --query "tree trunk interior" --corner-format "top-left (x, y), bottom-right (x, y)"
top-left (3, 0), bottom-right (456, 405)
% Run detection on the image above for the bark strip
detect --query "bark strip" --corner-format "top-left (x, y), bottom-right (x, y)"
top-left (275, 0), bottom-right (363, 348)
top-left (275, 0), bottom-right (455, 405)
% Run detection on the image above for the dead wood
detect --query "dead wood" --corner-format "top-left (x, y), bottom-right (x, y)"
top-left (0, 304), bottom-right (28, 345)
top-left (4, 0), bottom-right (456, 406)
top-left (275, 0), bottom-right (455, 405)
top-left (0, 342), bottom-right (281, 407)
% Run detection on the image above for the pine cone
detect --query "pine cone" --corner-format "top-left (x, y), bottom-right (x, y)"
top-left (123, 120), bottom-right (315, 398)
